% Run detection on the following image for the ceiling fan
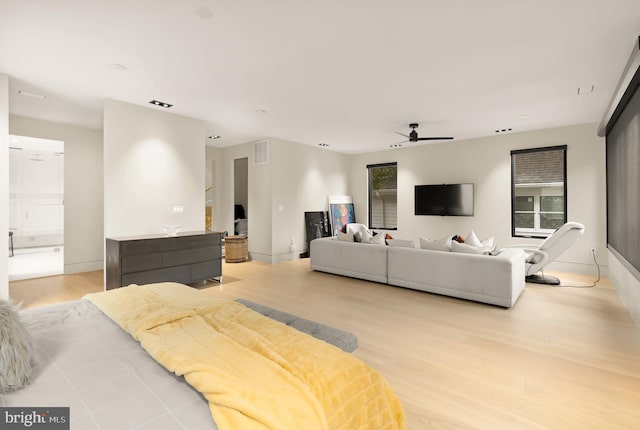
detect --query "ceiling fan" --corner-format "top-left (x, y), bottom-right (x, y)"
top-left (395, 123), bottom-right (454, 142)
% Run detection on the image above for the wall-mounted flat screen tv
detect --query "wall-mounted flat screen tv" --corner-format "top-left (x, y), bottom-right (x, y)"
top-left (414, 183), bottom-right (474, 216)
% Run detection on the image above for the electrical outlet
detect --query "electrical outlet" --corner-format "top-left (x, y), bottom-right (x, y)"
top-left (591, 247), bottom-right (597, 255)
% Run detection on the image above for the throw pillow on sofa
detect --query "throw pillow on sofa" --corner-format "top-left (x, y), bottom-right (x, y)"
top-left (465, 231), bottom-right (497, 252)
top-left (368, 233), bottom-right (386, 245)
top-left (481, 237), bottom-right (496, 252)
top-left (451, 241), bottom-right (486, 254)
top-left (465, 230), bottom-right (483, 248)
top-left (337, 231), bottom-right (355, 242)
top-left (346, 223), bottom-right (372, 243)
top-left (387, 239), bottom-right (415, 248)
top-left (419, 236), bottom-right (453, 252)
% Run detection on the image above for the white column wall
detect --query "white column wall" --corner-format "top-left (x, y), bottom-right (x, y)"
top-left (207, 138), bottom-right (350, 263)
top-left (270, 138), bottom-right (350, 262)
top-left (0, 74), bottom-right (9, 299)
top-left (212, 141), bottom-right (273, 262)
top-left (103, 99), bottom-right (205, 238)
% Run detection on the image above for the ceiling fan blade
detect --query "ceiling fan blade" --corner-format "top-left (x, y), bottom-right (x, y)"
top-left (416, 137), bottom-right (454, 141)
top-left (394, 131), bottom-right (410, 138)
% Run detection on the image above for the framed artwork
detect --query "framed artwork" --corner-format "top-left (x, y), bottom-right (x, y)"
top-left (328, 195), bottom-right (355, 236)
top-left (303, 211), bottom-right (331, 258)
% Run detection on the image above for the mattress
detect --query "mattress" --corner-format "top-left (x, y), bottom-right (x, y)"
top-left (1, 297), bottom-right (358, 429)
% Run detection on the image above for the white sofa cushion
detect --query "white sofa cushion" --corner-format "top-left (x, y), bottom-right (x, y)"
top-left (310, 237), bottom-right (388, 283)
top-left (337, 231), bottom-right (354, 242)
top-left (387, 247), bottom-right (526, 308)
top-left (451, 241), bottom-right (486, 254)
top-left (346, 223), bottom-right (370, 242)
top-left (465, 230), bottom-right (483, 248)
top-left (387, 239), bottom-right (415, 248)
top-left (369, 233), bottom-right (386, 245)
top-left (481, 237), bottom-right (495, 250)
top-left (419, 236), bottom-right (452, 252)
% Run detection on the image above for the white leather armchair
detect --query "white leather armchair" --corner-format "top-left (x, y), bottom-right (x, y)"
top-left (507, 222), bottom-right (585, 285)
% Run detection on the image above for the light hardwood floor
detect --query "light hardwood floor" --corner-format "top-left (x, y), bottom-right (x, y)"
top-left (10, 260), bottom-right (640, 429)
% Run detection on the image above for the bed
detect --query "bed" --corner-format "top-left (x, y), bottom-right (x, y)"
top-left (1, 283), bottom-right (405, 429)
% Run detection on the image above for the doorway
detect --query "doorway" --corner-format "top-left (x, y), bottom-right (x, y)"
top-left (8, 135), bottom-right (64, 281)
top-left (234, 158), bottom-right (248, 236)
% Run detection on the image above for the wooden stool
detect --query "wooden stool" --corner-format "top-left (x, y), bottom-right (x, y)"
top-left (225, 235), bottom-right (248, 263)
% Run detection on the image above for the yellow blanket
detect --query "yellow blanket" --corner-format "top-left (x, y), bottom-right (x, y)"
top-left (86, 283), bottom-right (406, 430)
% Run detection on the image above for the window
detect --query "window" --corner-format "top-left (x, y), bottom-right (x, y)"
top-left (511, 146), bottom-right (567, 238)
top-left (368, 163), bottom-right (397, 230)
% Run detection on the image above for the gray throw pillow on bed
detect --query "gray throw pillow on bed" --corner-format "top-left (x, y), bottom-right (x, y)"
top-left (0, 300), bottom-right (32, 393)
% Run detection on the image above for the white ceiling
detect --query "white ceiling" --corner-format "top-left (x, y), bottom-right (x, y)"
top-left (1, 1), bottom-right (639, 153)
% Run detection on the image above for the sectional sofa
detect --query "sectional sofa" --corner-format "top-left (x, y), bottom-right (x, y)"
top-left (310, 237), bottom-right (526, 308)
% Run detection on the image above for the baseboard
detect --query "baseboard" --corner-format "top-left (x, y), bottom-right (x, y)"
top-left (248, 251), bottom-right (301, 264)
top-left (64, 260), bottom-right (103, 274)
top-left (546, 260), bottom-right (609, 278)
top-left (608, 250), bottom-right (640, 330)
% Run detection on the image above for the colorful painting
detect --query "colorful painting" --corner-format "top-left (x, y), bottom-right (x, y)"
top-left (328, 195), bottom-right (355, 236)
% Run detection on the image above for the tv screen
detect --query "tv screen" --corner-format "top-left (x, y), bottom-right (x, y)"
top-left (415, 183), bottom-right (474, 216)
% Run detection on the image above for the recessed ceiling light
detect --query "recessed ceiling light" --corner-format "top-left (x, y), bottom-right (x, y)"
top-left (149, 100), bottom-right (173, 108)
top-left (318, 143), bottom-right (329, 147)
top-left (110, 63), bottom-right (127, 71)
top-left (494, 128), bottom-right (513, 133)
top-left (255, 109), bottom-right (267, 114)
top-left (18, 90), bottom-right (46, 100)
top-left (208, 135), bottom-right (221, 140)
top-left (518, 115), bottom-right (529, 119)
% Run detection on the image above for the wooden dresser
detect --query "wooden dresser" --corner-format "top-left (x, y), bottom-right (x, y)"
top-left (106, 231), bottom-right (222, 290)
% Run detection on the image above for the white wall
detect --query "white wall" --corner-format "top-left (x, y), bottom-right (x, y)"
top-left (0, 74), bottom-right (9, 300)
top-left (270, 138), bottom-right (350, 262)
top-left (349, 123), bottom-right (606, 275)
top-left (209, 141), bottom-right (273, 261)
top-left (9, 116), bottom-right (103, 273)
top-left (104, 99), bottom-right (205, 238)
top-left (205, 146), bottom-right (221, 231)
top-left (207, 138), bottom-right (350, 263)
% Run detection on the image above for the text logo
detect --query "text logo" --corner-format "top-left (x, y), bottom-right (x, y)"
top-left (0, 408), bottom-right (69, 429)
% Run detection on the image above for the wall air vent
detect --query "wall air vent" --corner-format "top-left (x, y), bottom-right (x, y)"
top-left (254, 140), bottom-right (269, 164)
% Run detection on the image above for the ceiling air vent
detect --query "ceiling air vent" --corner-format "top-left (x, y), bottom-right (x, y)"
top-left (254, 140), bottom-right (269, 165)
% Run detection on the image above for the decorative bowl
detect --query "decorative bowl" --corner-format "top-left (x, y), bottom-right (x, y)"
top-left (162, 225), bottom-right (182, 236)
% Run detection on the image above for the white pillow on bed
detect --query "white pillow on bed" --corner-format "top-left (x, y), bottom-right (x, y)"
top-left (0, 300), bottom-right (32, 393)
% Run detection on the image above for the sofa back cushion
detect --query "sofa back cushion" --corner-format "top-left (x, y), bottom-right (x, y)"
top-left (419, 236), bottom-right (453, 252)
top-left (387, 239), bottom-right (415, 248)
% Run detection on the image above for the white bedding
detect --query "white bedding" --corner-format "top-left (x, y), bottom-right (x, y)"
top-left (1, 297), bottom-right (359, 429)
top-left (2, 300), bottom-right (217, 429)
